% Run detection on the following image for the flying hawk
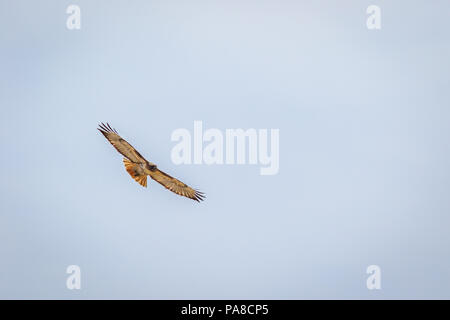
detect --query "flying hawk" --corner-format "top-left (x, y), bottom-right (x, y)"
top-left (98, 123), bottom-right (205, 202)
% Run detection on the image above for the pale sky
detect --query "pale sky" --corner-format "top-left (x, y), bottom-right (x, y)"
top-left (1, 0), bottom-right (449, 299)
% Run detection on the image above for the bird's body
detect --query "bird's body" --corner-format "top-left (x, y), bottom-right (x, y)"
top-left (98, 123), bottom-right (204, 202)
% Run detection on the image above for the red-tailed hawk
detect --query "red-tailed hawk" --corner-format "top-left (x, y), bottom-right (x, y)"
top-left (98, 123), bottom-right (205, 202)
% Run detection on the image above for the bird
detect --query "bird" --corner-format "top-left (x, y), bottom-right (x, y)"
top-left (98, 122), bottom-right (205, 202)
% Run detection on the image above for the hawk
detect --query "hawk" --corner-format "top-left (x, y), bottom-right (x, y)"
top-left (98, 123), bottom-right (205, 202)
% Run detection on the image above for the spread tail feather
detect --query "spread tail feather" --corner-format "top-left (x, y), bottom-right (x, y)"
top-left (123, 158), bottom-right (147, 187)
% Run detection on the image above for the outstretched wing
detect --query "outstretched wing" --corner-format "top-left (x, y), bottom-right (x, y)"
top-left (98, 122), bottom-right (147, 164)
top-left (148, 169), bottom-right (205, 202)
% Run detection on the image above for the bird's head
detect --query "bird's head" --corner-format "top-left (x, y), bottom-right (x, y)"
top-left (145, 162), bottom-right (157, 172)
